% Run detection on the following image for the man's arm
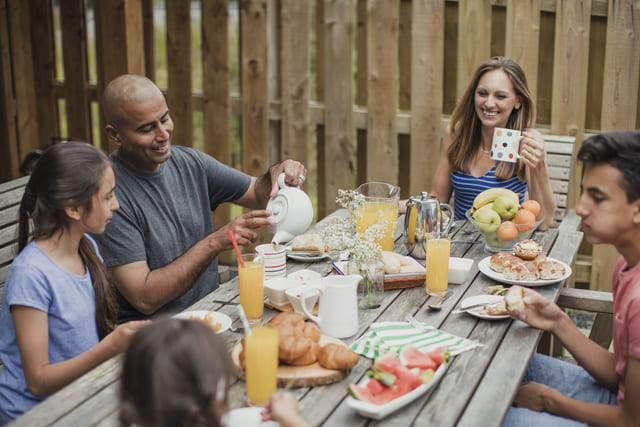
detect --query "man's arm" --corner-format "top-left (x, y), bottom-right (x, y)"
top-left (111, 210), bottom-right (273, 314)
top-left (514, 357), bottom-right (640, 427)
top-left (234, 160), bottom-right (307, 210)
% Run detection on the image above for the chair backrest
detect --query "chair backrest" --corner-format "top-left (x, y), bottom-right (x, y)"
top-left (544, 135), bottom-right (576, 224)
top-left (0, 176), bottom-right (29, 306)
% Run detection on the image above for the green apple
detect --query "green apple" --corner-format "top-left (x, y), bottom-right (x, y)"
top-left (493, 195), bottom-right (519, 219)
top-left (473, 206), bottom-right (501, 232)
top-left (485, 231), bottom-right (507, 248)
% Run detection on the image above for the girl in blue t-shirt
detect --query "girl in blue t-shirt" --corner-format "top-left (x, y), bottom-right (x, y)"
top-left (430, 57), bottom-right (556, 229)
top-left (0, 142), bottom-right (149, 423)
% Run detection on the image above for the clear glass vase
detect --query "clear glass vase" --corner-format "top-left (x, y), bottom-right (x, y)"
top-left (349, 259), bottom-right (385, 309)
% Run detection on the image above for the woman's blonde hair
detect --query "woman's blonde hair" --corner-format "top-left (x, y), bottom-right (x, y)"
top-left (448, 56), bottom-right (536, 180)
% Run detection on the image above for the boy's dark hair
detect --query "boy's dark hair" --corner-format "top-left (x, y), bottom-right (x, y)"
top-left (19, 141), bottom-right (116, 338)
top-left (577, 130), bottom-right (640, 202)
top-left (119, 318), bottom-right (231, 427)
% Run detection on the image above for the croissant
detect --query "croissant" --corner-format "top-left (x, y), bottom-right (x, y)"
top-left (270, 312), bottom-right (305, 330)
top-left (279, 334), bottom-right (313, 363)
top-left (290, 341), bottom-right (320, 366)
top-left (317, 343), bottom-right (359, 370)
top-left (303, 321), bottom-right (321, 343)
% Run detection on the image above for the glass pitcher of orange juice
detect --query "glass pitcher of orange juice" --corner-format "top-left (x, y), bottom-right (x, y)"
top-left (355, 182), bottom-right (400, 251)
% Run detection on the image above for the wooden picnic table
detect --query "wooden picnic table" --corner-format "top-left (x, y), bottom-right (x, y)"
top-left (9, 210), bottom-right (583, 427)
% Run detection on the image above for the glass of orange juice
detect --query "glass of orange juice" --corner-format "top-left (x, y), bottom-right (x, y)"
top-left (238, 253), bottom-right (264, 325)
top-left (355, 182), bottom-right (400, 251)
top-left (425, 236), bottom-right (450, 296)
top-left (245, 327), bottom-right (279, 405)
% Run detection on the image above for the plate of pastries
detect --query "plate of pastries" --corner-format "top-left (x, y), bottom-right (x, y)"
top-left (478, 239), bottom-right (572, 286)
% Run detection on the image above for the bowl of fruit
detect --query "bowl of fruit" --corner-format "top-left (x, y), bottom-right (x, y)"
top-left (466, 189), bottom-right (543, 252)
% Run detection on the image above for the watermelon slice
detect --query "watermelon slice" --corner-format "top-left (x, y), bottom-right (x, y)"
top-left (425, 347), bottom-right (450, 365)
top-left (366, 378), bottom-right (387, 395)
top-left (398, 345), bottom-right (438, 370)
top-left (374, 353), bottom-right (402, 375)
top-left (348, 384), bottom-right (376, 403)
top-left (393, 365), bottom-right (424, 395)
top-left (365, 367), bottom-right (396, 386)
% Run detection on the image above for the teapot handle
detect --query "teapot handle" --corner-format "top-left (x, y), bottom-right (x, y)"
top-left (440, 203), bottom-right (454, 235)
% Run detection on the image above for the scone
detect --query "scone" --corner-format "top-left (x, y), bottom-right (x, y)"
top-left (513, 239), bottom-right (542, 260)
top-left (489, 253), bottom-right (521, 273)
top-left (503, 261), bottom-right (540, 281)
top-left (482, 301), bottom-right (508, 316)
top-left (538, 260), bottom-right (566, 280)
top-left (505, 286), bottom-right (525, 314)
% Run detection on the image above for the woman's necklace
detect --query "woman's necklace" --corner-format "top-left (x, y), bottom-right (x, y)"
top-left (479, 147), bottom-right (491, 154)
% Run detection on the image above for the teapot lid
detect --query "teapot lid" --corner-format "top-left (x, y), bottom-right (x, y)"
top-left (408, 191), bottom-right (430, 204)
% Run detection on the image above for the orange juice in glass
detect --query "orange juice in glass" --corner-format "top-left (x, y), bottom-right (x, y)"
top-left (238, 254), bottom-right (264, 325)
top-left (425, 236), bottom-right (450, 296)
top-left (245, 327), bottom-right (279, 405)
top-left (355, 182), bottom-right (400, 251)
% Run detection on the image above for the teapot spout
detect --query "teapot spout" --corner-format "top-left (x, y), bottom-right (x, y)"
top-left (272, 231), bottom-right (295, 245)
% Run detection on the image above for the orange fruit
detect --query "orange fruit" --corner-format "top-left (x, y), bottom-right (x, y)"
top-left (514, 209), bottom-right (537, 231)
top-left (497, 221), bottom-right (519, 241)
top-left (521, 200), bottom-right (541, 217)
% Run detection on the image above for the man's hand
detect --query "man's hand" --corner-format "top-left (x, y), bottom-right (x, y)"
top-left (216, 209), bottom-right (274, 248)
top-left (508, 286), bottom-right (565, 332)
top-left (269, 160), bottom-right (307, 198)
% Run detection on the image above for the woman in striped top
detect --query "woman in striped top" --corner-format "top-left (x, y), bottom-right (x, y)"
top-left (431, 57), bottom-right (555, 230)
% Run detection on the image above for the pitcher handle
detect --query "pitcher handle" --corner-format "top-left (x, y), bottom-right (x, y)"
top-left (301, 286), bottom-right (322, 324)
top-left (440, 203), bottom-right (454, 236)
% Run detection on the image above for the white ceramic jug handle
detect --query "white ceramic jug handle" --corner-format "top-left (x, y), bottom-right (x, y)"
top-left (301, 286), bottom-right (322, 324)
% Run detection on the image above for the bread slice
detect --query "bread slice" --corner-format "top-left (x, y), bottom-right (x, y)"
top-left (291, 233), bottom-right (324, 252)
top-left (505, 286), bottom-right (525, 314)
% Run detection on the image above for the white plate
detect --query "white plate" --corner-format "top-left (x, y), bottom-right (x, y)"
top-left (286, 252), bottom-right (330, 262)
top-left (459, 295), bottom-right (509, 320)
top-left (173, 310), bottom-right (232, 333)
top-left (225, 407), bottom-right (280, 427)
top-left (346, 361), bottom-right (447, 420)
top-left (478, 256), bottom-right (572, 287)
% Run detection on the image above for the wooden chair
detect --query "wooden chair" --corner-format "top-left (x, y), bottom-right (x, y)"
top-left (544, 134), bottom-right (576, 224)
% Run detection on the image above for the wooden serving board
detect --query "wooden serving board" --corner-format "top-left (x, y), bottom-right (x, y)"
top-left (231, 334), bottom-right (350, 388)
top-left (330, 267), bottom-right (425, 290)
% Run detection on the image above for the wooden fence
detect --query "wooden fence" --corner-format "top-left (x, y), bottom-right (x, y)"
top-left (1, 0), bottom-right (639, 289)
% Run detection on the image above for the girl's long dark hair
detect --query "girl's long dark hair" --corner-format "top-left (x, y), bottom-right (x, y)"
top-left (18, 142), bottom-right (117, 338)
top-left (119, 318), bottom-right (231, 427)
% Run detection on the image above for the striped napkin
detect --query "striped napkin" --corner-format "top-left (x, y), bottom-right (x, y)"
top-left (350, 321), bottom-right (481, 359)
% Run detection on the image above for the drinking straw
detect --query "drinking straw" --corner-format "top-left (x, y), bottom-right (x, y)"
top-left (228, 230), bottom-right (245, 268)
top-left (437, 218), bottom-right (441, 245)
top-left (236, 304), bottom-right (252, 336)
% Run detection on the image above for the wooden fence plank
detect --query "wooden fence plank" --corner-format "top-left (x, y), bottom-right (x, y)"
top-left (142, 0), bottom-right (155, 82)
top-left (8, 0), bottom-right (40, 161)
top-left (356, 0), bottom-right (367, 186)
top-left (409, 0), bottom-right (444, 196)
top-left (280, 0), bottom-right (309, 164)
top-left (398, 0), bottom-right (411, 197)
top-left (240, 0), bottom-right (269, 177)
top-left (166, 0), bottom-right (192, 148)
top-left (315, 0), bottom-right (327, 217)
top-left (591, 0), bottom-right (640, 293)
top-left (29, 0), bottom-right (58, 149)
top-left (505, 0), bottom-right (540, 102)
top-left (61, 0), bottom-right (91, 142)
top-left (366, 0), bottom-right (398, 184)
top-left (0, 0), bottom-right (20, 181)
top-left (202, 0), bottom-right (232, 262)
top-left (456, 0), bottom-right (491, 100)
top-left (322, 0), bottom-right (355, 213)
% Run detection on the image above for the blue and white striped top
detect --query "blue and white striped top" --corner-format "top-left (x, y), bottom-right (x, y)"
top-left (451, 165), bottom-right (527, 220)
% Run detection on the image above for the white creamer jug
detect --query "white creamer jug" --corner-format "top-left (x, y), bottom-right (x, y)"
top-left (267, 173), bottom-right (314, 244)
top-left (301, 275), bottom-right (360, 338)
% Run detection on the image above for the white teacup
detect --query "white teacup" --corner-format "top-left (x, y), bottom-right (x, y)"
top-left (255, 244), bottom-right (287, 278)
top-left (490, 128), bottom-right (522, 163)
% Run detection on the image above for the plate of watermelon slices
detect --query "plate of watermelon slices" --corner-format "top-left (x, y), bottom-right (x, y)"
top-left (346, 346), bottom-right (449, 420)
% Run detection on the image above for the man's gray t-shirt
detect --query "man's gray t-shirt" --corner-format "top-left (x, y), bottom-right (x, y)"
top-left (93, 146), bottom-right (251, 322)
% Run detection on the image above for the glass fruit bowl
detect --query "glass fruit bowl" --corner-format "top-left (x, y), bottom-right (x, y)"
top-left (465, 210), bottom-right (544, 253)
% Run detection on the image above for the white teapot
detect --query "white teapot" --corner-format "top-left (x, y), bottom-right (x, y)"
top-left (267, 173), bottom-right (314, 244)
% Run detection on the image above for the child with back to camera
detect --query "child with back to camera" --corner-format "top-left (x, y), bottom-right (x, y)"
top-left (0, 142), bottom-right (149, 423)
top-left (430, 56), bottom-right (556, 229)
top-left (119, 317), bottom-right (310, 427)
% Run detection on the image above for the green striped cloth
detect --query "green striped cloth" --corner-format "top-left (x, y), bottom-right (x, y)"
top-left (350, 321), bottom-right (481, 359)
